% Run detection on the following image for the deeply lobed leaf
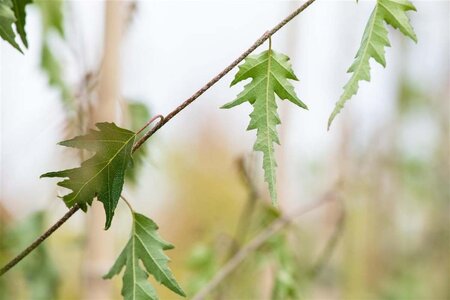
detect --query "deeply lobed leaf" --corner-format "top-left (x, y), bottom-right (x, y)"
top-left (328, 0), bottom-right (417, 128)
top-left (0, 0), bottom-right (21, 52)
top-left (41, 122), bottom-right (135, 229)
top-left (104, 213), bottom-right (185, 300)
top-left (222, 49), bottom-right (307, 205)
top-left (11, 0), bottom-right (32, 48)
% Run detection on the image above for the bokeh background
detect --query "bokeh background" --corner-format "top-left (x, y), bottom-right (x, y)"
top-left (1, 1), bottom-right (449, 299)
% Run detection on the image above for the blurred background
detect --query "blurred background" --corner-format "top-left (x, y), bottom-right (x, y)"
top-left (0, 0), bottom-right (449, 299)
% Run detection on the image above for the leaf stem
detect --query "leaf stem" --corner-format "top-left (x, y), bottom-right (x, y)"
top-left (135, 114), bottom-right (164, 136)
top-left (0, 0), bottom-right (317, 277)
top-left (120, 195), bottom-right (135, 214)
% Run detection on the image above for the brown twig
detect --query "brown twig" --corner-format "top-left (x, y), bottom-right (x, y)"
top-left (0, 204), bottom-right (80, 276)
top-left (224, 157), bottom-right (259, 259)
top-left (308, 209), bottom-right (346, 278)
top-left (191, 189), bottom-right (337, 300)
top-left (0, 0), bottom-right (317, 277)
top-left (131, 0), bottom-right (317, 151)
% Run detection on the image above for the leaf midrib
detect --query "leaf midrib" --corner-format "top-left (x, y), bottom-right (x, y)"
top-left (66, 133), bottom-right (135, 205)
top-left (134, 219), bottom-right (175, 288)
top-left (264, 50), bottom-right (275, 193)
top-left (346, 4), bottom-right (381, 99)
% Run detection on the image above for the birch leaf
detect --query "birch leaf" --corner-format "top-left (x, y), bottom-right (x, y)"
top-left (0, 0), bottom-right (21, 52)
top-left (104, 212), bottom-right (185, 300)
top-left (328, 0), bottom-right (417, 128)
top-left (222, 49), bottom-right (307, 205)
top-left (41, 122), bottom-right (136, 229)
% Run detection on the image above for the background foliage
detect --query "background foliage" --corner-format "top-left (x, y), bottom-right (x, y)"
top-left (0, 1), bottom-right (448, 299)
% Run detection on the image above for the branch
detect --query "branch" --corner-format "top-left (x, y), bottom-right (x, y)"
top-left (132, 0), bottom-right (317, 150)
top-left (0, 205), bottom-right (79, 276)
top-left (0, 0), bottom-right (317, 277)
top-left (191, 189), bottom-right (337, 300)
top-left (308, 209), bottom-right (345, 278)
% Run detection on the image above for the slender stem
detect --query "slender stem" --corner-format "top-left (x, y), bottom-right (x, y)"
top-left (132, 0), bottom-right (317, 151)
top-left (135, 115), bottom-right (164, 136)
top-left (225, 158), bottom-right (259, 259)
top-left (120, 195), bottom-right (135, 214)
top-left (0, 204), bottom-right (80, 276)
top-left (192, 189), bottom-right (337, 300)
top-left (0, 0), bottom-right (317, 277)
top-left (308, 209), bottom-right (346, 278)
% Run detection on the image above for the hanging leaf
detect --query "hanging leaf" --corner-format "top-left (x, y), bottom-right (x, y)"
top-left (36, 0), bottom-right (72, 107)
top-left (222, 49), bottom-right (307, 205)
top-left (0, 0), bottom-right (21, 52)
top-left (328, 0), bottom-right (417, 128)
top-left (104, 212), bottom-right (185, 300)
top-left (11, 0), bottom-right (32, 48)
top-left (41, 122), bottom-right (136, 229)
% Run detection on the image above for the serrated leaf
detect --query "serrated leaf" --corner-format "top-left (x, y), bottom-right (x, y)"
top-left (328, 0), bottom-right (417, 128)
top-left (41, 122), bottom-right (136, 229)
top-left (104, 212), bottom-right (185, 300)
top-left (222, 49), bottom-right (307, 205)
top-left (0, 0), bottom-right (21, 52)
top-left (11, 0), bottom-right (32, 48)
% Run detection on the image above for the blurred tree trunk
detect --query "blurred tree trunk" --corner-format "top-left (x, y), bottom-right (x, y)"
top-left (82, 2), bottom-right (126, 299)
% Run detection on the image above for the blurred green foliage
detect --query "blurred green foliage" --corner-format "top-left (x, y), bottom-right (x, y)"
top-left (0, 211), bottom-right (59, 300)
top-left (125, 100), bottom-right (151, 184)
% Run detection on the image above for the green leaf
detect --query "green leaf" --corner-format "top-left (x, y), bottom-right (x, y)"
top-left (0, 0), bottom-right (21, 52)
top-left (11, 0), bottom-right (32, 48)
top-left (36, 0), bottom-right (64, 37)
top-left (36, 0), bottom-right (71, 107)
top-left (41, 122), bottom-right (136, 229)
top-left (222, 49), bottom-right (307, 205)
top-left (104, 212), bottom-right (185, 300)
top-left (328, 0), bottom-right (417, 128)
top-left (41, 40), bottom-right (71, 105)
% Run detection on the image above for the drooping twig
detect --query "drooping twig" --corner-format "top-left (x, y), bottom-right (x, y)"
top-left (131, 0), bottom-right (317, 151)
top-left (0, 0), bottom-right (317, 277)
top-left (191, 189), bottom-right (337, 300)
top-left (308, 209), bottom-right (346, 278)
top-left (0, 204), bottom-right (80, 276)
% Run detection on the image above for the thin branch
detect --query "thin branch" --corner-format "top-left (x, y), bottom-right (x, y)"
top-left (120, 195), bottom-right (135, 213)
top-left (224, 157), bottom-right (259, 259)
top-left (0, 204), bottom-right (80, 276)
top-left (191, 189), bottom-right (337, 300)
top-left (0, 0), bottom-right (317, 277)
top-left (131, 0), bottom-right (317, 150)
top-left (135, 114), bottom-right (164, 136)
top-left (308, 209), bottom-right (345, 278)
